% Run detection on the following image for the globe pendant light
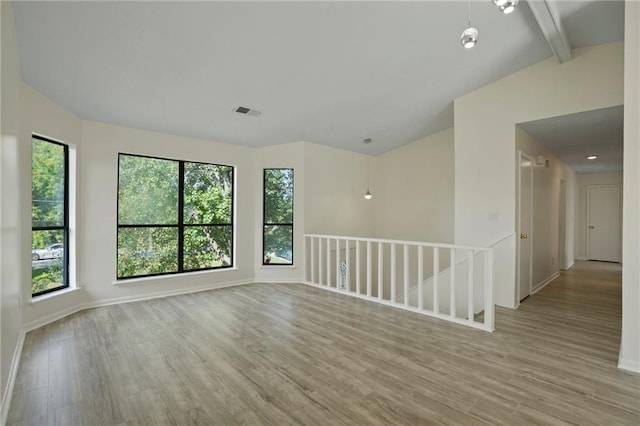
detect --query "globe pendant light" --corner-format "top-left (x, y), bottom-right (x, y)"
top-left (461, 0), bottom-right (478, 49)
top-left (461, 27), bottom-right (479, 49)
top-left (364, 138), bottom-right (372, 200)
top-left (493, 0), bottom-right (519, 14)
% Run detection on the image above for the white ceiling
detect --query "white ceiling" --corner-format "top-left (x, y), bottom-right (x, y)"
top-left (12, 1), bottom-right (624, 155)
top-left (518, 105), bottom-right (623, 174)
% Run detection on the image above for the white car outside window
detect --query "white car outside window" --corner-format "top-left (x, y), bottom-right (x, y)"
top-left (32, 243), bottom-right (63, 261)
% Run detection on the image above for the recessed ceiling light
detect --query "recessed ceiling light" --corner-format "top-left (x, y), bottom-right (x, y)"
top-left (587, 155), bottom-right (598, 160)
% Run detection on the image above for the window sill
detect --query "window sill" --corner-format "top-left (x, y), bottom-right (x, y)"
top-left (112, 267), bottom-right (238, 287)
top-left (30, 286), bottom-right (83, 304)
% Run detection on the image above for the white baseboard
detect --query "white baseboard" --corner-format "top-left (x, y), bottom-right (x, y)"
top-left (1, 328), bottom-right (26, 426)
top-left (23, 278), bottom-right (253, 332)
top-left (531, 272), bottom-right (560, 295)
top-left (256, 278), bottom-right (305, 284)
top-left (618, 358), bottom-right (640, 374)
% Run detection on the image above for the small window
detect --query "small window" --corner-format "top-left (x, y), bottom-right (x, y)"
top-left (31, 135), bottom-right (69, 296)
top-left (263, 169), bottom-right (293, 265)
top-left (117, 154), bottom-right (234, 279)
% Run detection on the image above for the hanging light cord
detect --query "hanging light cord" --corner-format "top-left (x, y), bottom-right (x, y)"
top-left (468, 0), bottom-right (471, 27)
top-left (367, 147), bottom-right (370, 188)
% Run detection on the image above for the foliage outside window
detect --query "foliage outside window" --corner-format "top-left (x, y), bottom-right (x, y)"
top-left (263, 169), bottom-right (293, 265)
top-left (32, 135), bottom-right (69, 296)
top-left (117, 154), bottom-right (234, 279)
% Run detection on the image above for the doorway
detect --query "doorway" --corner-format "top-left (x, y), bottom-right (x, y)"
top-left (587, 185), bottom-right (622, 262)
top-left (517, 152), bottom-right (533, 302)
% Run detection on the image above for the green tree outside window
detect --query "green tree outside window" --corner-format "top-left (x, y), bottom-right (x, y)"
top-left (263, 169), bottom-right (293, 265)
top-left (117, 154), bottom-right (234, 279)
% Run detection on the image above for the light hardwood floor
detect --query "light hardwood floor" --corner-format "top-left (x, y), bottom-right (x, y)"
top-left (8, 261), bottom-right (639, 425)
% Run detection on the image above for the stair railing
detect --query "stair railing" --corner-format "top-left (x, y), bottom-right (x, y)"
top-left (304, 234), bottom-right (494, 332)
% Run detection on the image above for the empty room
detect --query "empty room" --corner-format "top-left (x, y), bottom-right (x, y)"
top-left (1, 1), bottom-right (639, 425)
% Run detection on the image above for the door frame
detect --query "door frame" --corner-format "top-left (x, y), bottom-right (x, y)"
top-left (586, 184), bottom-right (622, 262)
top-left (517, 151), bottom-right (534, 304)
top-left (558, 178), bottom-right (567, 270)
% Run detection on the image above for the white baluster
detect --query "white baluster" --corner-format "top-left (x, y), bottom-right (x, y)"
top-left (310, 237), bottom-right (315, 284)
top-left (418, 246), bottom-right (424, 311)
top-left (318, 238), bottom-right (323, 285)
top-left (434, 247), bottom-right (439, 314)
top-left (450, 248), bottom-right (456, 319)
top-left (345, 240), bottom-right (350, 292)
top-left (326, 238), bottom-right (331, 288)
top-left (485, 250), bottom-right (494, 331)
top-left (356, 241), bottom-right (361, 295)
top-left (366, 241), bottom-right (372, 297)
top-left (468, 249), bottom-right (474, 323)
top-left (378, 243), bottom-right (383, 300)
top-left (336, 238), bottom-right (341, 290)
top-left (390, 243), bottom-right (396, 303)
top-left (404, 244), bottom-right (409, 307)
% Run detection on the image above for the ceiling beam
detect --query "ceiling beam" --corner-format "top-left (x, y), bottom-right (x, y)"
top-left (528, 0), bottom-right (572, 63)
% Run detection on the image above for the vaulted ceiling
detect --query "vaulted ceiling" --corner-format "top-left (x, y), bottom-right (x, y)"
top-left (12, 1), bottom-right (624, 155)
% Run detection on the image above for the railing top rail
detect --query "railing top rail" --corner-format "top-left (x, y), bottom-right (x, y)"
top-left (304, 233), bottom-right (491, 252)
top-left (488, 232), bottom-right (515, 248)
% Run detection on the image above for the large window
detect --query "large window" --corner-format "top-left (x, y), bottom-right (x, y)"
top-left (32, 135), bottom-right (69, 296)
top-left (263, 168), bottom-right (293, 265)
top-left (117, 154), bottom-right (234, 279)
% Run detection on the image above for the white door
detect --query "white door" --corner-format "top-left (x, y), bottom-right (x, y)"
top-left (587, 185), bottom-right (621, 262)
top-left (518, 153), bottom-right (533, 302)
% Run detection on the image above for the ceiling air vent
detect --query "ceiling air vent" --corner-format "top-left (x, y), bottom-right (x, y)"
top-left (234, 106), bottom-right (262, 117)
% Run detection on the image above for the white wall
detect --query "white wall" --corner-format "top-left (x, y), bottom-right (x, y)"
top-left (78, 121), bottom-right (256, 304)
top-left (620, 0), bottom-right (640, 373)
top-left (304, 142), bottom-right (374, 237)
top-left (374, 127), bottom-right (454, 244)
top-left (455, 42), bottom-right (624, 309)
top-left (516, 127), bottom-right (576, 291)
top-left (19, 84), bottom-right (88, 325)
top-left (370, 128), bottom-right (455, 296)
top-left (16, 79), bottom-right (387, 324)
top-left (1, 2), bottom-right (24, 419)
top-left (15, 85), bottom-right (382, 327)
top-left (575, 172), bottom-right (623, 260)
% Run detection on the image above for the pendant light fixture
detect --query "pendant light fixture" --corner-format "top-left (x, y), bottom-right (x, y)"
top-left (493, 0), bottom-right (519, 14)
top-left (364, 138), bottom-right (372, 200)
top-left (460, 0), bottom-right (479, 49)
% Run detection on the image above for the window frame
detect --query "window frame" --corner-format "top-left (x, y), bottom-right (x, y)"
top-left (116, 152), bottom-right (235, 280)
top-left (262, 168), bottom-right (294, 266)
top-left (31, 134), bottom-right (70, 297)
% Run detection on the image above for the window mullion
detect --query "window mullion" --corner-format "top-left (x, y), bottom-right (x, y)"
top-left (63, 143), bottom-right (69, 286)
top-left (178, 161), bottom-right (185, 273)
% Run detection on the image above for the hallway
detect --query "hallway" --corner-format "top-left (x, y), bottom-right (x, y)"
top-left (503, 260), bottom-right (623, 366)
